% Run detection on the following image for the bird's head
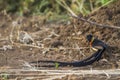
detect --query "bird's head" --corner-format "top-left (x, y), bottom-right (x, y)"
top-left (86, 34), bottom-right (95, 46)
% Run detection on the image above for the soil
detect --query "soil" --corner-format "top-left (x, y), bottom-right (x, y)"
top-left (0, 1), bottom-right (120, 80)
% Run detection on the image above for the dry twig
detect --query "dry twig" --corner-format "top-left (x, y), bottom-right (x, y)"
top-left (71, 15), bottom-right (120, 29)
top-left (56, 0), bottom-right (120, 29)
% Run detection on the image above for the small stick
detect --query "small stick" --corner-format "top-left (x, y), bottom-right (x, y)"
top-left (13, 42), bottom-right (89, 50)
top-left (71, 14), bottom-right (120, 29)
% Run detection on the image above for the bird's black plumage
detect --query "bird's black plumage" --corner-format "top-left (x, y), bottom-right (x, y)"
top-left (30, 34), bottom-right (107, 67)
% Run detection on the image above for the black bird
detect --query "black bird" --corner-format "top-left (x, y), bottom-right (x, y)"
top-left (30, 34), bottom-right (107, 67)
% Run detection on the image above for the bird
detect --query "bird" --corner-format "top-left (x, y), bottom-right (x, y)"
top-left (30, 34), bottom-right (107, 67)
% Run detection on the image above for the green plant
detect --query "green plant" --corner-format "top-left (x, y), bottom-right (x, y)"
top-left (0, 0), bottom-right (116, 19)
top-left (1, 73), bottom-right (8, 80)
top-left (55, 62), bottom-right (59, 69)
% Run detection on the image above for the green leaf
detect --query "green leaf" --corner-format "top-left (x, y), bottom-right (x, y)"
top-left (55, 62), bottom-right (59, 68)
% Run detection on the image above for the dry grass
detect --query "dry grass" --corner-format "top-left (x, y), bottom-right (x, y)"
top-left (0, 69), bottom-right (120, 80)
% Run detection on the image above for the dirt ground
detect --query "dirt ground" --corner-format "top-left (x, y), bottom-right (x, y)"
top-left (0, 0), bottom-right (120, 80)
